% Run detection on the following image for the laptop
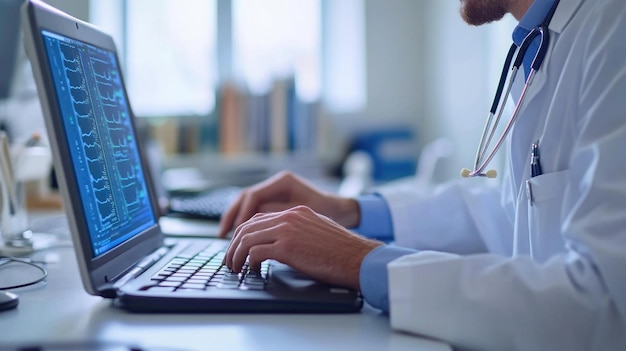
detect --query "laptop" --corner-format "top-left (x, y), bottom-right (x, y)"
top-left (21, 0), bottom-right (362, 313)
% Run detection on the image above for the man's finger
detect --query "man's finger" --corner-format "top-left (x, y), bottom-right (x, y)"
top-left (218, 195), bottom-right (244, 238)
top-left (230, 227), bottom-right (278, 272)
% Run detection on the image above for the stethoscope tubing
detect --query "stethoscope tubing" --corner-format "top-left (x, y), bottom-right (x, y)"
top-left (470, 25), bottom-right (549, 177)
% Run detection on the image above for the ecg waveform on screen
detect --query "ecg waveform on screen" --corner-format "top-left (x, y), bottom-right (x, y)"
top-left (56, 40), bottom-right (150, 250)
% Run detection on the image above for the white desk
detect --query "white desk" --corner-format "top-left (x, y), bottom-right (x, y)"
top-left (0, 215), bottom-right (451, 351)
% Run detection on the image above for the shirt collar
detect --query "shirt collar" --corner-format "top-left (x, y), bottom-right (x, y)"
top-left (512, 0), bottom-right (559, 46)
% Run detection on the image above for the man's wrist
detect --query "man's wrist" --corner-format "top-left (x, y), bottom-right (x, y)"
top-left (331, 197), bottom-right (360, 228)
top-left (348, 238), bottom-right (383, 290)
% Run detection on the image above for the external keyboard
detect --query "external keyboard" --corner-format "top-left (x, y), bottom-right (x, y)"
top-left (168, 186), bottom-right (241, 220)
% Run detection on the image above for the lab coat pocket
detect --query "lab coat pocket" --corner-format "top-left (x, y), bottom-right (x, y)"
top-left (526, 169), bottom-right (569, 260)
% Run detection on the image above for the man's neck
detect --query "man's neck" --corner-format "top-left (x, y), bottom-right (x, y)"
top-left (509, 0), bottom-right (534, 20)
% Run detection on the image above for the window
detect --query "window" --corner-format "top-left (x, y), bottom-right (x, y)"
top-left (321, 0), bottom-right (366, 113)
top-left (91, 0), bottom-right (330, 117)
top-left (91, 0), bottom-right (217, 118)
top-left (126, 0), bottom-right (217, 117)
top-left (232, 0), bottom-right (321, 102)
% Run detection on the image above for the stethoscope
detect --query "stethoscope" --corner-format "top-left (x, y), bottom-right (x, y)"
top-left (461, 0), bottom-right (560, 178)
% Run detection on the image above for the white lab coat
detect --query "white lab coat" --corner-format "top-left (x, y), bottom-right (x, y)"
top-left (378, 0), bottom-right (626, 350)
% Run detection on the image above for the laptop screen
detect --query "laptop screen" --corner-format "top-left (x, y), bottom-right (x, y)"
top-left (41, 29), bottom-right (156, 257)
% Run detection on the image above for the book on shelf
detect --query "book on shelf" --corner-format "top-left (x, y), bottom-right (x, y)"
top-left (215, 78), bottom-right (320, 156)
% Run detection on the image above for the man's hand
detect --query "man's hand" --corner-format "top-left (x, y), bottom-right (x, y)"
top-left (224, 205), bottom-right (383, 291)
top-left (218, 171), bottom-right (360, 238)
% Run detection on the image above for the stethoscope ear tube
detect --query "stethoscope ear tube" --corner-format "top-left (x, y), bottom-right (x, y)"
top-left (531, 25), bottom-right (550, 71)
top-left (514, 29), bottom-right (541, 69)
top-left (489, 44), bottom-right (518, 115)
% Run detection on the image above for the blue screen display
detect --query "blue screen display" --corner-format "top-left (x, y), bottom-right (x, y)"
top-left (42, 30), bottom-right (156, 256)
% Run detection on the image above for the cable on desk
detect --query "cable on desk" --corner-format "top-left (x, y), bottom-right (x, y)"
top-left (1, 340), bottom-right (190, 350)
top-left (0, 256), bottom-right (48, 290)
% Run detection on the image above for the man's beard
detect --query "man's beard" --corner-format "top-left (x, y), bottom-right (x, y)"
top-left (459, 0), bottom-right (508, 26)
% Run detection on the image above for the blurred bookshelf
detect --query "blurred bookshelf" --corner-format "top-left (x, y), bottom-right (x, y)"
top-left (147, 77), bottom-right (324, 157)
top-left (144, 76), bottom-right (339, 189)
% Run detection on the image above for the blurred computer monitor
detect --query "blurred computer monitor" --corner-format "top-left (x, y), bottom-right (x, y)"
top-left (1, 0), bottom-right (46, 143)
top-left (0, 0), bottom-right (24, 100)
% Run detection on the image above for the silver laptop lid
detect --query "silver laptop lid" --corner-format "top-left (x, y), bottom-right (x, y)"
top-left (22, 0), bottom-right (164, 296)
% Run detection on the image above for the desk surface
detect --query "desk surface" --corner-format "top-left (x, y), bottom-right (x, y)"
top-left (0, 215), bottom-right (451, 351)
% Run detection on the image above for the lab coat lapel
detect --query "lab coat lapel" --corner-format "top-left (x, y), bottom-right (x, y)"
top-left (507, 0), bottom-right (586, 254)
top-left (516, 0), bottom-right (583, 112)
top-left (549, 0), bottom-right (584, 33)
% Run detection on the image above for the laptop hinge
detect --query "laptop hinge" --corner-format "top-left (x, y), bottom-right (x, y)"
top-left (103, 246), bottom-right (170, 296)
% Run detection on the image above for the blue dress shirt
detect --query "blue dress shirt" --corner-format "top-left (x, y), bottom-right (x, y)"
top-left (351, 194), bottom-right (394, 241)
top-left (355, 0), bottom-right (560, 313)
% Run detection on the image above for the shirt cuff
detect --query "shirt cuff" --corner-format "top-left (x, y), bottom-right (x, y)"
top-left (352, 194), bottom-right (394, 241)
top-left (360, 245), bottom-right (417, 312)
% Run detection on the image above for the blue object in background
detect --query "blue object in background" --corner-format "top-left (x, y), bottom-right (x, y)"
top-left (351, 127), bottom-right (418, 182)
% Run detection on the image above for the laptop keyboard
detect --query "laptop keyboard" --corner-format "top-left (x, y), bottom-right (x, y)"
top-left (143, 242), bottom-right (269, 293)
top-left (168, 186), bottom-right (241, 220)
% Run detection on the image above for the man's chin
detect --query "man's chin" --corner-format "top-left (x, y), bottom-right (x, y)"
top-left (459, 0), bottom-right (507, 26)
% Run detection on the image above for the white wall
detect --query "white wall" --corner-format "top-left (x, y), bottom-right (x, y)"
top-left (363, 0), bottom-right (425, 128)
top-left (43, 0), bottom-right (89, 20)
top-left (329, 0), bottom-right (425, 131)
